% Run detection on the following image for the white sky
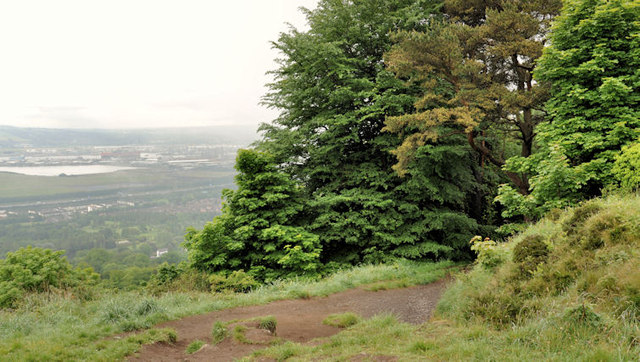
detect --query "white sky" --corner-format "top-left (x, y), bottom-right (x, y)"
top-left (0, 0), bottom-right (317, 129)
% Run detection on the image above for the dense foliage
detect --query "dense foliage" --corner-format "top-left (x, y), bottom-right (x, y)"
top-left (497, 0), bottom-right (640, 218)
top-left (181, 0), bottom-right (639, 279)
top-left (385, 0), bottom-right (561, 194)
top-left (259, 0), bottom-right (483, 264)
top-left (0, 246), bottom-right (98, 308)
top-left (184, 149), bottom-right (321, 280)
top-left (613, 140), bottom-right (640, 190)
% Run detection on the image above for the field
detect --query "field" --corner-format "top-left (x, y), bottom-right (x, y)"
top-left (0, 166), bottom-right (234, 202)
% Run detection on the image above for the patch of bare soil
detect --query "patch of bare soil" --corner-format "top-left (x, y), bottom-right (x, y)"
top-left (129, 279), bottom-right (449, 361)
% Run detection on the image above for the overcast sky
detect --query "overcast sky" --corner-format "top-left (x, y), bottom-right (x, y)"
top-left (0, 0), bottom-right (317, 130)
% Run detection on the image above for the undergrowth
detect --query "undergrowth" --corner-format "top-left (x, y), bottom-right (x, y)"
top-left (0, 259), bottom-right (453, 361)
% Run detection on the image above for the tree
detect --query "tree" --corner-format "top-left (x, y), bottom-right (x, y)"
top-left (384, 0), bottom-right (561, 195)
top-left (259, 0), bottom-right (482, 264)
top-left (497, 0), bottom-right (640, 217)
top-left (183, 149), bottom-right (321, 281)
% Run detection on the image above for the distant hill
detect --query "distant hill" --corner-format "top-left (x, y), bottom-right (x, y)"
top-left (0, 125), bottom-right (259, 147)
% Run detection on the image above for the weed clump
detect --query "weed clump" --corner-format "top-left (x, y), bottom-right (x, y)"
top-left (323, 313), bottom-right (360, 328)
top-left (211, 321), bottom-right (228, 344)
top-left (563, 304), bottom-right (602, 329)
top-left (101, 300), bottom-right (131, 324)
top-left (135, 298), bottom-right (160, 316)
top-left (258, 316), bottom-right (277, 334)
top-left (185, 340), bottom-right (205, 354)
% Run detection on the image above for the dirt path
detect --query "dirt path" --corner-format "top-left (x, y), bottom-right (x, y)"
top-left (129, 279), bottom-right (449, 361)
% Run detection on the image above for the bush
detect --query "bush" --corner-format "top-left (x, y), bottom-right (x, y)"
top-left (147, 263), bottom-right (210, 294)
top-left (0, 247), bottom-right (98, 308)
top-left (470, 236), bottom-right (506, 269)
top-left (512, 235), bottom-right (550, 278)
top-left (613, 141), bottom-right (640, 191)
top-left (209, 270), bottom-right (259, 293)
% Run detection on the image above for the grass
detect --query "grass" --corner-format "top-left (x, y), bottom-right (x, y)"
top-left (185, 339), bottom-right (205, 354)
top-left (0, 259), bottom-right (454, 361)
top-left (257, 316), bottom-right (277, 334)
top-left (211, 321), bottom-right (228, 344)
top-left (322, 313), bottom-right (361, 328)
top-left (233, 325), bottom-right (251, 344)
top-left (247, 194), bottom-right (640, 361)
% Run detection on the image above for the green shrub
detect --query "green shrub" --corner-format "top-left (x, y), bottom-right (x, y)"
top-left (613, 141), bottom-right (640, 191)
top-left (470, 236), bottom-right (506, 269)
top-left (209, 270), bottom-right (259, 293)
top-left (0, 247), bottom-right (98, 308)
top-left (149, 263), bottom-right (181, 286)
top-left (512, 235), bottom-right (549, 277)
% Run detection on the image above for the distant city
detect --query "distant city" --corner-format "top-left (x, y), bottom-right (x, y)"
top-left (0, 143), bottom-right (244, 168)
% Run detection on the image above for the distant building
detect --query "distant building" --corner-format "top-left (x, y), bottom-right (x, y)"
top-left (153, 248), bottom-right (169, 258)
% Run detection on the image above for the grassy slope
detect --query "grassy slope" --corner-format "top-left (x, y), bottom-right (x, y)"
top-left (0, 260), bottom-right (454, 361)
top-left (251, 194), bottom-right (640, 361)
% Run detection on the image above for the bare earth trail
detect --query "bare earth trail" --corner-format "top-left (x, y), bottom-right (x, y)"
top-left (129, 279), bottom-right (449, 361)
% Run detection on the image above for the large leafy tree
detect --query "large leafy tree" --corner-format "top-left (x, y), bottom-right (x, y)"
top-left (260, 0), bottom-right (481, 263)
top-left (184, 149), bottom-right (321, 281)
top-left (497, 0), bottom-right (640, 218)
top-left (384, 0), bottom-right (561, 195)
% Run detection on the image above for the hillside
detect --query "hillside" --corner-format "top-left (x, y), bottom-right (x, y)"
top-left (249, 195), bottom-right (640, 360)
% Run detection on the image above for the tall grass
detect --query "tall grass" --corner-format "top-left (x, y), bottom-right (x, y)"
top-left (0, 259), bottom-right (454, 361)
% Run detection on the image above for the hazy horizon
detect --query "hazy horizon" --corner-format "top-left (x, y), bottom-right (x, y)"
top-left (0, 0), bottom-right (317, 130)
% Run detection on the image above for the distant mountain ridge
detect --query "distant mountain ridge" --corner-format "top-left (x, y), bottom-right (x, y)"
top-left (0, 125), bottom-right (259, 147)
